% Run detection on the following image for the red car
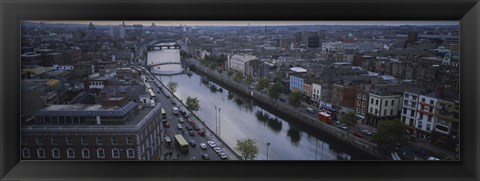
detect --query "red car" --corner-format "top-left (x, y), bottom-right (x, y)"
top-left (353, 132), bottom-right (364, 138)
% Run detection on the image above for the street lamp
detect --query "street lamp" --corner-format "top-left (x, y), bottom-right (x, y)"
top-left (214, 105), bottom-right (218, 134)
top-left (218, 108), bottom-right (221, 137)
top-left (266, 142), bottom-right (271, 160)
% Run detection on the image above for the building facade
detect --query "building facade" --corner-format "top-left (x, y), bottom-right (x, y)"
top-left (366, 92), bottom-right (401, 127)
top-left (227, 54), bottom-right (257, 73)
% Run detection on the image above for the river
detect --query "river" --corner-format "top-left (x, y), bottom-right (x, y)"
top-left (147, 48), bottom-right (374, 160)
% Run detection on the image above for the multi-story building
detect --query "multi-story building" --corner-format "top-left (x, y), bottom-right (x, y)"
top-left (432, 98), bottom-right (459, 152)
top-left (366, 91), bottom-right (401, 127)
top-left (415, 93), bottom-right (438, 139)
top-left (401, 89), bottom-right (421, 129)
top-left (331, 84), bottom-right (358, 112)
top-left (354, 84), bottom-right (372, 123)
top-left (227, 54), bottom-right (257, 73)
top-left (21, 101), bottom-right (163, 160)
top-left (245, 59), bottom-right (269, 81)
top-left (303, 78), bottom-right (313, 99)
top-left (289, 74), bottom-right (304, 93)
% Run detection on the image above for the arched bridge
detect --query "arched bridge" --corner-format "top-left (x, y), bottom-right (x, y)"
top-left (147, 42), bottom-right (181, 51)
top-left (146, 61), bottom-right (182, 68)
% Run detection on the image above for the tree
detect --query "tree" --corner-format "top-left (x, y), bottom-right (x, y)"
top-left (185, 96), bottom-right (200, 112)
top-left (233, 71), bottom-right (243, 85)
top-left (227, 70), bottom-right (234, 77)
top-left (255, 77), bottom-right (269, 93)
top-left (245, 75), bottom-right (254, 85)
top-left (268, 82), bottom-right (283, 103)
top-left (371, 119), bottom-right (408, 154)
top-left (288, 91), bottom-right (303, 109)
top-left (167, 81), bottom-right (178, 93)
top-left (340, 112), bottom-right (357, 135)
top-left (235, 138), bottom-right (259, 160)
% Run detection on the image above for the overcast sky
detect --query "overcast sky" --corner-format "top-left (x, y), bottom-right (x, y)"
top-left (29, 20), bottom-right (458, 26)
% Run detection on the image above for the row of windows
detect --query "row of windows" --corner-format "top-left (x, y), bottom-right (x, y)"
top-left (369, 107), bottom-right (395, 116)
top-left (29, 136), bottom-right (134, 146)
top-left (22, 148), bottom-right (136, 159)
top-left (356, 100), bottom-right (366, 107)
top-left (357, 94), bottom-right (367, 100)
top-left (370, 98), bottom-right (395, 106)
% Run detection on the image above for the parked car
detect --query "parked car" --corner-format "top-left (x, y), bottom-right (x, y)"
top-left (164, 136), bottom-right (172, 144)
top-left (197, 129), bottom-right (205, 137)
top-left (218, 152), bottom-right (228, 160)
top-left (213, 147), bottom-right (222, 153)
top-left (189, 130), bottom-right (195, 136)
top-left (177, 124), bottom-right (183, 130)
top-left (178, 118), bottom-right (185, 123)
top-left (279, 97), bottom-right (286, 102)
top-left (306, 107), bottom-right (315, 114)
top-left (186, 125), bottom-right (193, 131)
top-left (361, 129), bottom-right (373, 136)
top-left (336, 121), bottom-right (348, 130)
top-left (207, 141), bottom-right (216, 148)
top-left (353, 132), bottom-right (364, 138)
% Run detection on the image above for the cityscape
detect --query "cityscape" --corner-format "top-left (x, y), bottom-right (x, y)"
top-left (20, 21), bottom-right (460, 161)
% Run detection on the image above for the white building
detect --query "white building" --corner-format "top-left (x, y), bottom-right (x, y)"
top-left (311, 83), bottom-right (323, 103)
top-left (401, 91), bottom-right (421, 128)
top-left (415, 93), bottom-right (438, 139)
top-left (367, 92), bottom-right (401, 127)
top-left (227, 54), bottom-right (257, 73)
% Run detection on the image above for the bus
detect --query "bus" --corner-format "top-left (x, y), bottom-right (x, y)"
top-left (161, 108), bottom-right (167, 119)
top-left (147, 88), bottom-right (156, 99)
top-left (174, 134), bottom-right (189, 153)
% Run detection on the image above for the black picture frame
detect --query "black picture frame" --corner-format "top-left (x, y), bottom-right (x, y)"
top-left (1, 0), bottom-right (479, 180)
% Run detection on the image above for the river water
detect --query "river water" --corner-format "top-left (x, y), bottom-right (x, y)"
top-left (148, 48), bottom-right (374, 160)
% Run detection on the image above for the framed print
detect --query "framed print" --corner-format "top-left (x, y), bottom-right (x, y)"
top-left (1, 0), bottom-right (479, 180)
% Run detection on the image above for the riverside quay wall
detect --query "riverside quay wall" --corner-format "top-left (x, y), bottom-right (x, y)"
top-left (185, 59), bottom-right (385, 160)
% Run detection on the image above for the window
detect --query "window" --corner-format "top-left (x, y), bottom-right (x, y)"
top-left (82, 148), bottom-right (90, 159)
top-left (420, 114), bottom-right (424, 119)
top-left (412, 96), bottom-right (417, 100)
top-left (369, 107), bottom-right (373, 113)
top-left (97, 148), bottom-right (105, 158)
top-left (390, 109), bottom-right (393, 115)
top-left (66, 137), bottom-right (73, 145)
top-left (126, 136), bottom-right (133, 145)
top-left (67, 148), bottom-right (75, 159)
top-left (357, 100), bottom-right (361, 106)
top-left (81, 137), bottom-right (88, 145)
top-left (52, 148), bottom-right (60, 159)
top-left (112, 148), bottom-right (120, 159)
top-left (404, 100), bottom-right (408, 106)
top-left (357, 94), bottom-right (361, 99)
top-left (37, 148), bottom-right (45, 159)
top-left (361, 108), bottom-right (365, 115)
top-left (384, 109), bottom-right (387, 116)
top-left (356, 107), bottom-right (361, 113)
top-left (22, 148), bottom-right (30, 158)
top-left (422, 98), bottom-right (425, 102)
top-left (127, 148), bottom-right (135, 158)
top-left (426, 124), bottom-right (431, 130)
top-left (96, 137), bottom-right (103, 145)
top-left (362, 102), bottom-right (366, 107)
top-left (36, 137), bottom-right (43, 145)
top-left (403, 108), bottom-right (407, 114)
top-left (391, 100), bottom-right (394, 106)
top-left (370, 98), bottom-right (373, 104)
top-left (375, 100), bottom-right (379, 106)
top-left (375, 109), bottom-right (378, 114)
top-left (430, 100), bottom-right (434, 105)
top-left (363, 95), bottom-right (366, 100)
top-left (404, 94), bottom-right (409, 98)
top-left (111, 137), bottom-right (118, 145)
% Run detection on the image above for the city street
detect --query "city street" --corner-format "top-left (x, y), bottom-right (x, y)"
top-left (144, 68), bottom-right (232, 161)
